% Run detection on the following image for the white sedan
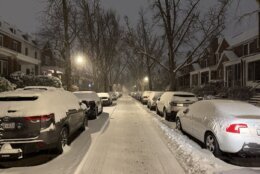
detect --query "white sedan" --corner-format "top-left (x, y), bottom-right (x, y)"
top-left (176, 100), bottom-right (260, 157)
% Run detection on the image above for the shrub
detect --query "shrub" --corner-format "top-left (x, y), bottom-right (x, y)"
top-left (0, 77), bottom-right (16, 92)
top-left (9, 72), bottom-right (62, 88)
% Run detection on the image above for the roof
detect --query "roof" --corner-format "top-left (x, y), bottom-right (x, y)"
top-left (222, 50), bottom-right (238, 61)
top-left (0, 18), bottom-right (38, 47)
top-left (227, 27), bottom-right (258, 47)
top-left (192, 63), bottom-right (201, 71)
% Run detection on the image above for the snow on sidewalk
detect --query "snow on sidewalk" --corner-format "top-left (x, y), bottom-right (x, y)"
top-left (140, 103), bottom-right (260, 174)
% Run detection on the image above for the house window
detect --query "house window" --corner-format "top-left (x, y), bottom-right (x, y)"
top-left (0, 60), bottom-right (8, 76)
top-left (35, 51), bottom-right (38, 59)
top-left (13, 41), bottom-right (18, 51)
top-left (243, 44), bottom-right (249, 56)
top-left (25, 48), bottom-right (28, 56)
top-left (26, 68), bottom-right (30, 75)
top-left (248, 60), bottom-right (260, 81)
top-left (0, 35), bottom-right (3, 46)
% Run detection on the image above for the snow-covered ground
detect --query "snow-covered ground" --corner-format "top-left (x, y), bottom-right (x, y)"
top-left (139, 100), bottom-right (260, 174)
top-left (1, 96), bottom-right (259, 174)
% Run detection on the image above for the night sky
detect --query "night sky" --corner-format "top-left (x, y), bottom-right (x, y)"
top-left (0, 0), bottom-right (258, 38)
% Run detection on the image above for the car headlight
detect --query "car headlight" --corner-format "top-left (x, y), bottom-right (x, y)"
top-left (177, 103), bottom-right (184, 107)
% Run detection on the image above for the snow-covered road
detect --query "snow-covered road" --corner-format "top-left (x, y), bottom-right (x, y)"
top-left (78, 96), bottom-right (185, 174)
top-left (0, 96), bottom-right (259, 174)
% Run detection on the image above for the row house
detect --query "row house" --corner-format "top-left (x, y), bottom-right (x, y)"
top-left (188, 37), bottom-right (231, 87)
top-left (223, 27), bottom-right (260, 88)
top-left (0, 19), bottom-right (41, 77)
top-left (180, 26), bottom-right (260, 89)
top-left (178, 11), bottom-right (260, 89)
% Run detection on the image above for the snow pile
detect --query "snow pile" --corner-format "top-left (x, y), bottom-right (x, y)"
top-left (152, 117), bottom-right (236, 174)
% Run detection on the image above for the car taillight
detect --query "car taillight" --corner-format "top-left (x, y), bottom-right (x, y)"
top-left (226, 123), bottom-right (248, 134)
top-left (25, 113), bottom-right (55, 123)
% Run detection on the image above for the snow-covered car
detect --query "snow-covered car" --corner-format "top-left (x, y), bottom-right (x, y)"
top-left (141, 91), bottom-right (152, 105)
top-left (98, 92), bottom-right (112, 106)
top-left (176, 100), bottom-right (260, 157)
top-left (74, 91), bottom-right (103, 119)
top-left (109, 92), bottom-right (118, 101)
top-left (147, 91), bottom-right (164, 110)
top-left (156, 91), bottom-right (198, 121)
top-left (0, 86), bottom-right (87, 159)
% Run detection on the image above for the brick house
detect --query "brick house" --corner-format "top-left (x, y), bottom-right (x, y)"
top-left (223, 27), bottom-right (260, 88)
top-left (188, 37), bottom-right (230, 87)
top-left (0, 19), bottom-right (41, 77)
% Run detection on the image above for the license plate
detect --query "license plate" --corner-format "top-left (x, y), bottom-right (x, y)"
top-left (257, 129), bottom-right (260, 136)
top-left (2, 123), bottom-right (15, 129)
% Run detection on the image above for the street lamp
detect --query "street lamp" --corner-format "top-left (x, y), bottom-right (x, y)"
top-left (144, 76), bottom-right (149, 83)
top-left (76, 55), bottom-right (84, 65)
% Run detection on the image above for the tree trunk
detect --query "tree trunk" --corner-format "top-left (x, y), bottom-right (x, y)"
top-left (62, 0), bottom-right (72, 91)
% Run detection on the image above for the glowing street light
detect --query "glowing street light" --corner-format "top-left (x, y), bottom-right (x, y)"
top-left (76, 55), bottom-right (85, 65)
top-left (144, 76), bottom-right (149, 83)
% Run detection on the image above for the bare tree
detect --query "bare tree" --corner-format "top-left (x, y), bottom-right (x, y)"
top-left (77, 0), bottom-right (124, 92)
top-left (125, 9), bottom-right (165, 90)
top-left (136, 0), bottom-right (230, 90)
top-left (39, 0), bottom-right (79, 91)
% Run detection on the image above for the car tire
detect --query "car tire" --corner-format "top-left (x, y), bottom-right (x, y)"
top-left (156, 107), bottom-right (160, 115)
top-left (55, 127), bottom-right (69, 154)
top-left (80, 116), bottom-right (88, 131)
top-left (205, 132), bottom-right (222, 157)
top-left (163, 109), bottom-right (170, 121)
top-left (95, 107), bottom-right (98, 118)
top-left (176, 117), bottom-right (182, 131)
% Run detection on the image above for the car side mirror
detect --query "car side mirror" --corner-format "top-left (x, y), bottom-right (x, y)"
top-left (183, 108), bottom-right (189, 114)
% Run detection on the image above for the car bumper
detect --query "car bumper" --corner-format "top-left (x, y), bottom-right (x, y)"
top-left (102, 100), bottom-right (112, 106)
top-left (219, 133), bottom-right (260, 154)
top-left (0, 129), bottom-right (60, 156)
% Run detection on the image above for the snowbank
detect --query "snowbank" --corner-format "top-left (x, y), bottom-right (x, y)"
top-left (150, 113), bottom-right (238, 174)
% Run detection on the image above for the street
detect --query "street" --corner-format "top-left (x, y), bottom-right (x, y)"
top-left (0, 95), bottom-right (260, 174)
top-left (80, 96), bottom-right (184, 174)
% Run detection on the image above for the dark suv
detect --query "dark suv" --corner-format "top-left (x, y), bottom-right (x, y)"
top-left (0, 87), bottom-right (87, 159)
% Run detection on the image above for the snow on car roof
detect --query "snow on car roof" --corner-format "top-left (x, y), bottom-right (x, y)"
top-left (208, 100), bottom-right (260, 116)
top-left (74, 91), bottom-right (99, 101)
top-left (97, 93), bottom-right (110, 97)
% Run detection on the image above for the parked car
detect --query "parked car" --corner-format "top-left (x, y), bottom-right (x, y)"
top-left (98, 92), bottom-right (113, 106)
top-left (74, 91), bottom-right (103, 119)
top-left (109, 92), bottom-right (118, 101)
top-left (147, 91), bottom-right (164, 110)
top-left (176, 100), bottom-right (260, 157)
top-left (141, 91), bottom-right (152, 104)
top-left (156, 91), bottom-right (198, 121)
top-left (0, 86), bottom-right (88, 159)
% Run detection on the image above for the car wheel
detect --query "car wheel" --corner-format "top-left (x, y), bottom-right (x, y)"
top-left (80, 116), bottom-right (88, 131)
top-left (163, 109), bottom-right (170, 121)
top-left (205, 132), bottom-right (221, 157)
top-left (176, 117), bottom-right (182, 131)
top-left (156, 107), bottom-right (160, 115)
top-left (95, 107), bottom-right (99, 117)
top-left (56, 127), bottom-right (69, 154)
